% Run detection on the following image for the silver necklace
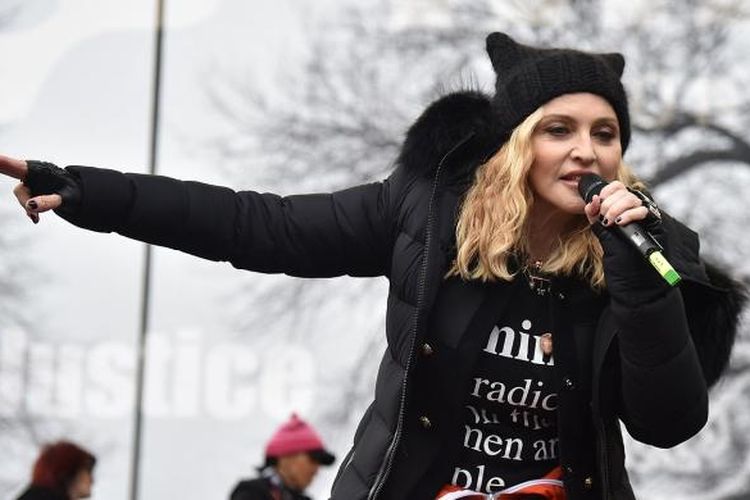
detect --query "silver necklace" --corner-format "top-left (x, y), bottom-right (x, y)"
top-left (523, 260), bottom-right (552, 296)
top-left (523, 259), bottom-right (554, 356)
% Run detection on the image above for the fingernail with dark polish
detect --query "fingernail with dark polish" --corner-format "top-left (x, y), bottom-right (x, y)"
top-left (600, 217), bottom-right (609, 226)
top-left (615, 216), bottom-right (622, 224)
top-left (27, 200), bottom-right (38, 210)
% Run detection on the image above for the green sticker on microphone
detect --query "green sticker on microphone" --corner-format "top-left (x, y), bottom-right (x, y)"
top-left (649, 251), bottom-right (682, 286)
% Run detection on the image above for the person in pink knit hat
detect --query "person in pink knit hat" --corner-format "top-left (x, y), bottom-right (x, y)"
top-left (229, 414), bottom-right (336, 500)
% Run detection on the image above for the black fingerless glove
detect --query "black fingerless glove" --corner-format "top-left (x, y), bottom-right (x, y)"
top-left (24, 160), bottom-right (83, 212)
top-left (593, 220), bottom-right (672, 306)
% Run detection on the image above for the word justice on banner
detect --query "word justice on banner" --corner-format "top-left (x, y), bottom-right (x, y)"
top-left (0, 329), bottom-right (315, 420)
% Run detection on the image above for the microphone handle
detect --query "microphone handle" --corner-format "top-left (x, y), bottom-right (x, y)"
top-left (615, 223), bottom-right (682, 286)
top-left (616, 223), bottom-right (661, 257)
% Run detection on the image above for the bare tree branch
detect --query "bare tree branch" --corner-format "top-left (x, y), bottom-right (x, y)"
top-left (648, 146), bottom-right (750, 186)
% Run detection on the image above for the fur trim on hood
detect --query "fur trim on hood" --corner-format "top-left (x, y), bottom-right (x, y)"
top-left (397, 91), bottom-right (503, 179)
top-left (685, 262), bottom-right (747, 387)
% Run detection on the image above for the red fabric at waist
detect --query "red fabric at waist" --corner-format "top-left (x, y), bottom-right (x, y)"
top-left (435, 465), bottom-right (565, 500)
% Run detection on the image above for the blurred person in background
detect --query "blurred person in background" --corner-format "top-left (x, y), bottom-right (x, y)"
top-left (16, 440), bottom-right (96, 500)
top-left (229, 413), bottom-right (336, 500)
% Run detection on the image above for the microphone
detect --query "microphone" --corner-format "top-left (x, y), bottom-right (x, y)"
top-left (578, 174), bottom-right (681, 286)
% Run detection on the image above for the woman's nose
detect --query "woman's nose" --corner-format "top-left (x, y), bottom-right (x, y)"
top-left (570, 135), bottom-right (596, 164)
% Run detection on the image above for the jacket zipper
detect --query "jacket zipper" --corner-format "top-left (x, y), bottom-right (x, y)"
top-left (593, 327), bottom-right (618, 498)
top-left (596, 420), bottom-right (610, 497)
top-left (367, 133), bottom-right (475, 500)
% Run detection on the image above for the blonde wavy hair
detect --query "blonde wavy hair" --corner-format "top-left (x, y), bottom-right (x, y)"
top-left (448, 107), bottom-right (644, 289)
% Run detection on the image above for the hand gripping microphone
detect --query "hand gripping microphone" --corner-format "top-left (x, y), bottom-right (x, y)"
top-left (578, 174), bottom-right (681, 286)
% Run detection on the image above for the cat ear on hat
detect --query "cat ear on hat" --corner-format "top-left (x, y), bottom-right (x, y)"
top-left (601, 53), bottom-right (625, 77)
top-left (486, 32), bottom-right (535, 74)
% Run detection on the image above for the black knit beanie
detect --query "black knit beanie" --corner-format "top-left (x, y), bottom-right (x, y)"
top-left (486, 32), bottom-right (631, 152)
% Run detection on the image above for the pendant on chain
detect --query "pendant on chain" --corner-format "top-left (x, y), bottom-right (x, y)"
top-left (540, 332), bottom-right (553, 356)
top-left (524, 260), bottom-right (552, 296)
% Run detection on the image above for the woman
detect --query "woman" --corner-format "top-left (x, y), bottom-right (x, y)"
top-left (16, 441), bottom-right (96, 500)
top-left (1, 33), bottom-right (744, 499)
top-left (229, 413), bottom-right (336, 500)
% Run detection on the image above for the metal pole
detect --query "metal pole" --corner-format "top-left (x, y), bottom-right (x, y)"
top-left (129, 0), bottom-right (165, 499)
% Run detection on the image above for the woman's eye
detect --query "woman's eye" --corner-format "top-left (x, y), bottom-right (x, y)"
top-left (594, 129), bottom-right (616, 142)
top-left (545, 125), bottom-right (569, 136)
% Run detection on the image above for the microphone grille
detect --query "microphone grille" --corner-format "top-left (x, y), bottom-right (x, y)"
top-left (578, 174), bottom-right (606, 202)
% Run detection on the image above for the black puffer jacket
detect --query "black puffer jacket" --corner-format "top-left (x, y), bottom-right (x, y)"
top-left (54, 91), bottom-right (745, 500)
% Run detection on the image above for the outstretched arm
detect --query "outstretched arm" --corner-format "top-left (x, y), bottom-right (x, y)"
top-left (0, 155), bottom-right (396, 278)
